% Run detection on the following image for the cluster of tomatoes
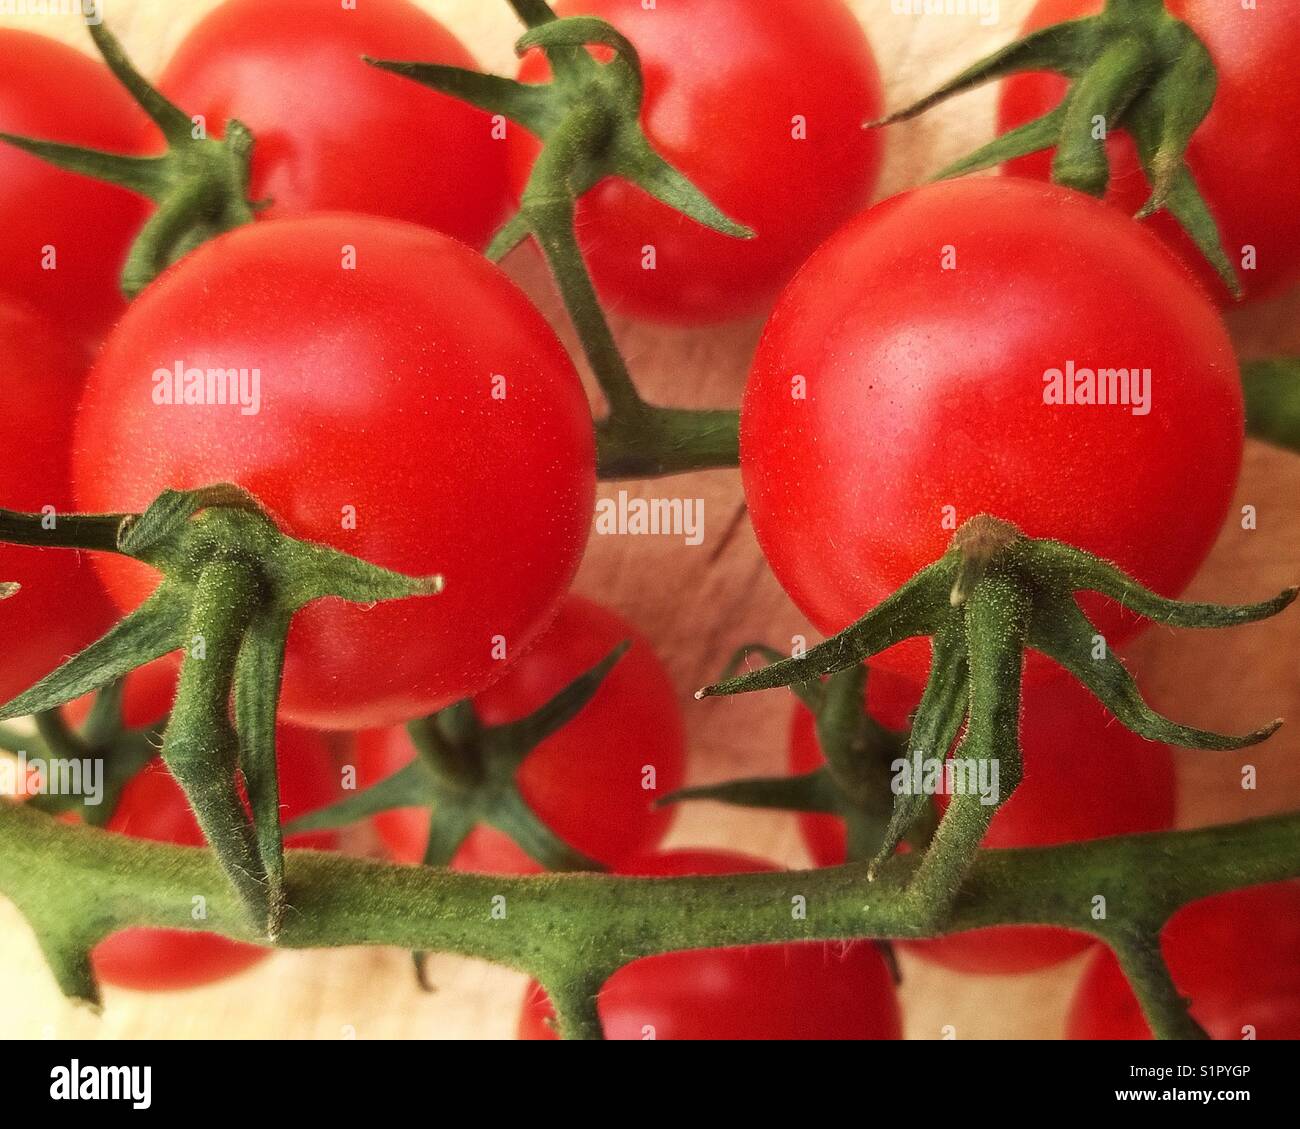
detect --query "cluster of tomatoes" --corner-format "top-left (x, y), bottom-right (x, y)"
top-left (1, 0), bottom-right (1298, 1040)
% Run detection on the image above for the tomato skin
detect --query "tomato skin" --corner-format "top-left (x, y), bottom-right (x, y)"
top-left (999, 0), bottom-right (1300, 304)
top-left (91, 726), bottom-right (341, 991)
top-left (742, 178), bottom-right (1242, 684)
top-left (360, 596), bottom-right (686, 874)
top-left (1067, 883), bottom-right (1300, 1039)
top-left (793, 677), bottom-right (1176, 974)
top-left (0, 32), bottom-right (153, 351)
top-left (518, 849), bottom-right (902, 1040)
top-left (510, 0), bottom-right (884, 324)
top-left (158, 0), bottom-right (508, 250)
top-left (72, 215), bottom-right (596, 730)
top-left (0, 301), bottom-right (118, 707)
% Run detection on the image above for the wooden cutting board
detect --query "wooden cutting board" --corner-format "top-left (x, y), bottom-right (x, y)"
top-left (1, 0), bottom-right (1296, 1040)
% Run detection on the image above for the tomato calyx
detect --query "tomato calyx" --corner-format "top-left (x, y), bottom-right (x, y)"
top-left (0, 21), bottom-right (260, 298)
top-left (0, 484), bottom-right (442, 938)
top-left (0, 679), bottom-right (163, 828)
top-left (698, 514), bottom-right (1293, 919)
top-left (370, 2), bottom-right (748, 481)
top-left (664, 657), bottom-right (935, 864)
top-left (286, 644), bottom-right (628, 874)
top-left (870, 0), bottom-right (1240, 296)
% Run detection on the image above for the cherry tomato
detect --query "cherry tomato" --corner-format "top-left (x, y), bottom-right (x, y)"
top-left (742, 178), bottom-right (1242, 685)
top-left (794, 677), bottom-right (1176, 974)
top-left (359, 596), bottom-right (685, 874)
top-left (158, 0), bottom-right (508, 250)
top-left (92, 726), bottom-right (342, 991)
top-left (72, 215), bottom-right (596, 730)
top-left (0, 300), bottom-right (117, 708)
top-left (999, 0), bottom-right (1300, 303)
top-left (518, 849), bottom-right (902, 1039)
top-left (1066, 883), bottom-right (1300, 1039)
top-left (509, 0), bottom-right (884, 324)
top-left (0, 31), bottom-right (153, 350)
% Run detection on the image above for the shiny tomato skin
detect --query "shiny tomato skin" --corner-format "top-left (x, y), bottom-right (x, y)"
top-left (72, 216), bottom-right (596, 730)
top-left (794, 677), bottom-right (1176, 974)
top-left (742, 178), bottom-right (1242, 684)
top-left (510, 0), bottom-right (884, 324)
top-left (1066, 883), bottom-right (1300, 1039)
top-left (518, 849), bottom-right (902, 1040)
top-left (359, 596), bottom-right (686, 873)
top-left (0, 32), bottom-right (153, 351)
top-left (999, 0), bottom-right (1300, 304)
top-left (0, 301), bottom-right (118, 707)
top-left (92, 726), bottom-right (341, 991)
top-left (158, 0), bottom-right (508, 250)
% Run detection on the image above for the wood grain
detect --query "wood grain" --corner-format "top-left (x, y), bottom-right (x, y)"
top-left (1, 0), bottom-right (1296, 1041)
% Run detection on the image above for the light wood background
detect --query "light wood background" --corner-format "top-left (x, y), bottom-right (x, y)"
top-left (1, 0), bottom-right (1297, 1040)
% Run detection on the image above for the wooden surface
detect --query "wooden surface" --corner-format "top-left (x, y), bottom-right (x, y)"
top-left (1, 0), bottom-right (1298, 1040)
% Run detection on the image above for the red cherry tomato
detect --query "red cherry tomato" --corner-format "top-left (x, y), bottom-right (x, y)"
top-left (518, 849), bottom-right (902, 1039)
top-left (1067, 883), bottom-right (1300, 1039)
top-left (158, 0), bottom-right (508, 250)
top-left (359, 596), bottom-right (686, 874)
top-left (742, 178), bottom-right (1242, 685)
top-left (793, 676), bottom-right (1176, 974)
top-left (91, 726), bottom-right (341, 991)
top-left (509, 0), bottom-right (884, 324)
top-left (72, 216), bottom-right (596, 730)
top-left (0, 31), bottom-right (153, 351)
top-left (0, 300), bottom-right (117, 707)
top-left (999, 0), bottom-right (1300, 303)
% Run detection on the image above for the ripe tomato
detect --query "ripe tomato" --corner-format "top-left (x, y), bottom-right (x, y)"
top-left (92, 726), bottom-right (342, 991)
top-left (360, 596), bottom-right (685, 874)
top-left (0, 31), bottom-right (153, 350)
top-left (518, 849), bottom-right (902, 1039)
top-left (0, 300), bottom-right (117, 708)
top-left (1066, 883), bottom-right (1300, 1039)
top-left (742, 178), bottom-right (1242, 684)
top-left (158, 0), bottom-right (508, 250)
top-left (999, 0), bottom-right (1300, 303)
top-left (509, 0), bottom-right (884, 324)
top-left (72, 215), bottom-right (596, 730)
top-left (794, 677), bottom-right (1176, 974)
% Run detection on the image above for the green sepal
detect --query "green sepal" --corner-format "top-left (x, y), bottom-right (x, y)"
top-left (0, 21), bottom-right (259, 298)
top-left (870, 0), bottom-right (1240, 295)
top-left (290, 645), bottom-right (633, 873)
top-left (696, 557), bottom-right (955, 699)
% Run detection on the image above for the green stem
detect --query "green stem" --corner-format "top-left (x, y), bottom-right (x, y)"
top-left (2, 800), bottom-right (1296, 1037)
top-left (0, 509), bottom-right (126, 554)
top-left (596, 407), bottom-right (739, 479)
